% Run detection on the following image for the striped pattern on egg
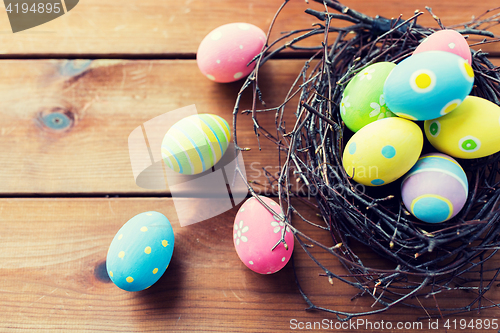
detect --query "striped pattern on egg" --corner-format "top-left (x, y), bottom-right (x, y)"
top-left (161, 114), bottom-right (231, 175)
top-left (401, 153), bottom-right (468, 223)
top-left (106, 211), bottom-right (175, 292)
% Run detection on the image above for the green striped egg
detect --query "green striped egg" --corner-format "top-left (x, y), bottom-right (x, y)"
top-left (161, 114), bottom-right (231, 175)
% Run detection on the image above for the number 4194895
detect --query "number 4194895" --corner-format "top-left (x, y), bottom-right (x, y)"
top-left (6, 2), bottom-right (61, 14)
top-left (444, 318), bottom-right (498, 330)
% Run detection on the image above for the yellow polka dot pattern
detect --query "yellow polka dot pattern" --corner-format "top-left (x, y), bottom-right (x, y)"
top-left (383, 51), bottom-right (475, 121)
top-left (415, 73), bottom-right (432, 89)
top-left (106, 211), bottom-right (174, 292)
top-left (443, 102), bottom-right (458, 114)
top-left (464, 62), bottom-right (474, 79)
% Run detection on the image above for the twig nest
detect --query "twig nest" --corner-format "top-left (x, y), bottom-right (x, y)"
top-left (233, 0), bottom-right (500, 318)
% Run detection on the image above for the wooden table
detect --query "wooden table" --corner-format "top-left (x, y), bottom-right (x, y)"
top-left (0, 0), bottom-right (499, 332)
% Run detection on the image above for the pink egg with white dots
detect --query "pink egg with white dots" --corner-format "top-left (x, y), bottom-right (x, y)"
top-left (233, 196), bottom-right (294, 274)
top-left (413, 29), bottom-right (472, 65)
top-left (197, 22), bottom-right (266, 83)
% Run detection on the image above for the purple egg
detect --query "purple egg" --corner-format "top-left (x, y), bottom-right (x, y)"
top-left (401, 153), bottom-right (468, 223)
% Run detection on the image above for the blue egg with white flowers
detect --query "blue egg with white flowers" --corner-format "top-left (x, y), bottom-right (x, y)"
top-left (383, 51), bottom-right (474, 121)
top-left (106, 211), bottom-right (175, 292)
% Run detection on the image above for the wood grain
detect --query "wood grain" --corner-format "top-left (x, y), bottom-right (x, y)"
top-left (0, 59), bottom-right (307, 195)
top-left (0, 198), bottom-right (499, 332)
top-left (0, 58), bottom-right (498, 196)
top-left (1, 1), bottom-right (499, 332)
top-left (0, 0), bottom-right (498, 57)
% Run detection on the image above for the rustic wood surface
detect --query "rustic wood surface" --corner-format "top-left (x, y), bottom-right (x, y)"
top-left (0, 0), bottom-right (499, 332)
top-left (0, 59), bottom-right (308, 195)
top-left (1, 199), bottom-right (499, 333)
top-left (0, 0), bottom-right (498, 56)
top-left (0, 58), bottom-right (498, 196)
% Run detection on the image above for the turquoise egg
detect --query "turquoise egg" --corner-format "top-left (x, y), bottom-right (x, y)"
top-left (106, 212), bottom-right (175, 291)
top-left (384, 51), bottom-right (474, 121)
top-left (401, 153), bottom-right (468, 223)
top-left (161, 114), bottom-right (231, 175)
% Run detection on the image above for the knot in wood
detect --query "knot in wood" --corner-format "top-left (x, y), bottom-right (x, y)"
top-left (36, 106), bottom-right (75, 132)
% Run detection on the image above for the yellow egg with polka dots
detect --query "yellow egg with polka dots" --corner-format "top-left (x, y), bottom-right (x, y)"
top-left (425, 96), bottom-right (500, 159)
top-left (106, 211), bottom-right (175, 292)
top-left (342, 117), bottom-right (424, 186)
top-left (384, 51), bottom-right (474, 120)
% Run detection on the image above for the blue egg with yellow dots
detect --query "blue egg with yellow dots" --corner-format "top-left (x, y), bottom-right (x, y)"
top-left (401, 153), bottom-right (468, 223)
top-left (106, 211), bottom-right (175, 291)
top-left (384, 51), bottom-right (474, 121)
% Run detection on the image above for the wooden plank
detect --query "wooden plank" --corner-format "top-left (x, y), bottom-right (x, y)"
top-left (0, 0), bottom-right (498, 56)
top-left (0, 59), bottom-right (306, 195)
top-left (0, 198), bottom-right (499, 332)
top-left (0, 58), bottom-right (499, 195)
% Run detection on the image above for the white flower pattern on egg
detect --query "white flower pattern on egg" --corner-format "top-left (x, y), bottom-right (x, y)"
top-left (271, 214), bottom-right (290, 234)
top-left (369, 94), bottom-right (394, 119)
top-left (340, 95), bottom-right (350, 115)
top-left (358, 67), bottom-right (375, 81)
top-left (233, 196), bottom-right (295, 274)
top-left (234, 220), bottom-right (249, 245)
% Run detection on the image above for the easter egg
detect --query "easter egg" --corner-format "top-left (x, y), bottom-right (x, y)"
top-left (424, 96), bottom-right (500, 159)
top-left (106, 211), bottom-right (175, 292)
top-left (233, 196), bottom-right (294, 274)
top-left (197, 23), bottom-right (266, 83)
top-left (342, 117), bottom-right (423, 186)
top-left (401, 153), bottom-right (468, 223)
top-left (413, 29), bottom-right (471, 65)
top-left (340, 62), bottom-right (397, 132)
top-left (384, 51), bottom-right (474, 120)
top-left (161, 114), bottom-right (231, 175)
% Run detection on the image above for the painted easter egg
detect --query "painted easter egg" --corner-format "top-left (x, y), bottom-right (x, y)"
top-left (197, 22), bottom-right (266, 83)
top-left (340, 62), bottom-right (396, 132)
top-left (106, 211), bottom-right (175, 292)
top-left (424, 96), bottom-right (500, 159)
top-left (161, 114), bottom-right (231, 175)
top-left (401, 153), bottom-right (468, 223)
top-left (384, 51), bottom-right (474, 120)
top-left (413, 29), bottom-right (471, 65)
top-left (233, 196), bottom-right (294, 274)
top-left (343, 117), bottom-right (423, 186)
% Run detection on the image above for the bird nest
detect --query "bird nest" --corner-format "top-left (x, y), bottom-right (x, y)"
top-left (232, 0), bottom-right (500, 320)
